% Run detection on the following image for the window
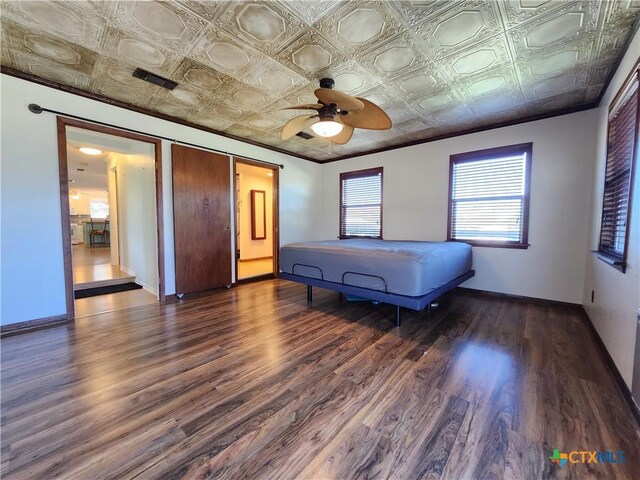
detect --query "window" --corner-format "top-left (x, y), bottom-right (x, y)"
top-left (448, 143), bottom-right (532, 248)
top-left (90, 199), bottom-right (109, 219)
top-left (340, 167), bottom-right (383, 238)
top-left (597, 69), bottom-right (639, 272)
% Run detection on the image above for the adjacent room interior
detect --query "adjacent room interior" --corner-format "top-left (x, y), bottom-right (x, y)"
top-left (65, 126), bottom-right (159, 317)
top-left (1, 1), bottom-right (639, 479)
top-left (235, 160), bottom-right (277, 281)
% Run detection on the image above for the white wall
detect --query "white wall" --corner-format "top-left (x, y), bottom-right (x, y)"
top-left (111, 150), bottom-right (158, 295)
top-left (0, 74), bottom-right (321, 325)
top-left (582, 30), bottom-right (640, 388)
top-left (320, 109), bottom-right (598, 304)
top-left (237, 163), bottom-right (274, 260)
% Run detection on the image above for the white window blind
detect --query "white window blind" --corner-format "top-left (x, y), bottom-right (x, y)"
top-left (340, 168), bottom-right (383, 238)
top-left (449, 144), bottom-right (531, 247)
top-left (598, 70), bottom-right (639, 270)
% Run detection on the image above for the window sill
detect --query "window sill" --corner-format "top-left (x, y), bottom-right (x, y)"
top-left (593, 251), bottom-right (626, 273)
top-left (449, 239), bottom-right (529, 249)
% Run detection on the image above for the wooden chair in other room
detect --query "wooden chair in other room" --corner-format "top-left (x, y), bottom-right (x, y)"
top-left (89, 219), bottom-right (109, 247)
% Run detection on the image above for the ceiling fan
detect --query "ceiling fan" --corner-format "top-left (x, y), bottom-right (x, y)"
top-left (280, 78), bottom-right (392, 145)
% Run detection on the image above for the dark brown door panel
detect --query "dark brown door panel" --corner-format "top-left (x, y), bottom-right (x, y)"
top-left (172, 144), bottom-right (231, 294)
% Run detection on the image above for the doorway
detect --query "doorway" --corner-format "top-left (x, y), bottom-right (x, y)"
top-left (57, 117), bottom-right (165, 320)
top-left (234, 159), bottom-right (279, 281)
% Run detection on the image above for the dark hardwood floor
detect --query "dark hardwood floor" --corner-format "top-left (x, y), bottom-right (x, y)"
top-left (1, 280), bottom-right (639, 479)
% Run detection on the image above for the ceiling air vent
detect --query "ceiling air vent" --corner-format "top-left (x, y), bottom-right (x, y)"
top-left (132, 68), bottom-right (178, 90)
top-left (296, 131), bottom-right (314, 140)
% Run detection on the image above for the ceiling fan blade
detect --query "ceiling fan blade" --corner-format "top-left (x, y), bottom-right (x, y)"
top-left (326, 119), bottom-right (354, 145)
top-left (314, 88), bottom-right (364, 112)
top-left (340, 98), bottom-right (392, 130)
top-left (281, 104), bottom-right (323, 110)
top-left (281, 114), bottom-right (319, 140)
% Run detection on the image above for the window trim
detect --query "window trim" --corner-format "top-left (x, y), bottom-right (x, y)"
top-left (447, 142), bottom-right (533, 249)
top-left (596, 64), bottom-right (640, 273)
top-left (339, 167), bottom-right (383, 239)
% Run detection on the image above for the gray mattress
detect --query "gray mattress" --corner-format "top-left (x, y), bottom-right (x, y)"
top-left (279, 239), bottom-right (472, 297)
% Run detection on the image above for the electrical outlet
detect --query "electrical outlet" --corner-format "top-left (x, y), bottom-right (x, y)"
top-left (591, 290), bottom-right (595, 303)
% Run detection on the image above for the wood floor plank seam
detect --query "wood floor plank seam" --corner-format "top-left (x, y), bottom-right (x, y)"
top-left (2, 280), bottom-right (640, 479)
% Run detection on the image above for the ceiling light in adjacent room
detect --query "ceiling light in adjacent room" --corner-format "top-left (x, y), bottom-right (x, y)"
top-left (79, 147), bottom-right (102, 155)
top-left (311, 120), bottom-right (344, 138)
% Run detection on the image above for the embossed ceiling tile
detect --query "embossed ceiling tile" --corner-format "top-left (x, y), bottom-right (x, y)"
top-left (101, 27), bottom-right (181, 75)
top-left (188, 113), bottom-right (235, 132)
top-left (110, 1), bottom-right (207, 52)
top-left (358, 32), bottom-right (430, 80)
top-left (321, 61), bottom-right (381, 94)
top-left (526, 88), bottom-right (587, 112)
top-left (314, 1), bottom-right (404, 56)
top-left (190, 27), bottom-right (264, 77)
top-left (214, 1), bottom-right (306, 56)
top-left (413, 90), bottom-right (461, 117)
top-left (521, 70), bottom-right (589, 102)
top-left (437, 34), bottom-right (511, 82)
top-left (382, 66), bottom-right (449, 102)
top-left (402, 126), bottom-right (442, 142)
top-left (585, 62), bottom-right (612, 87)
top-left (388, 0), bottom-right (453, 27)
top-left (2, 20), bottom-right (98, 75)
top-left (9, 50), bottom-right (91, 89)
top-left (395, 117), bottom-right (436, 134)
top-left (454, 65), bottom-right (519, 100)
top-left (206, 99), bottom-right (250, 123)
top-left (416, 0), bottom-right (503, 59)
top-left (147, 96), bottom-right (198, 120)
top-left (225, 82), bottom-right (274, 112)
top-left (275, 30), bottom-right (347, 80)
top-left (603, 0), bottom-right (640, 23)
top-left (468, 91), bottom-right (525, 116)
top-left (384, 103), bottom-right (425, 125)
top-left (499, 0), bottom-right (575, 29)
top-left (1, 44), bottom-right (14, 69)
top-left (0, 1), bottom-right (107, 50)
top-left (64, 1), bottom-right (118, 18)
top-left (507, 2), bottom-right (601, 58)
top-left (243, 58), bottom-right (307, 96)
top-left (595, 26), bottom-right (636, 67)
top-left (245, 113), bottom-right (282, 132)
top-left (356, 85), bottom-right (406, 108)
top-left (515, 37), bottom-right (594, 82)
top-left (279, 85), bottom-right (322, 108)
top-left (90, 79), bottom-right (159, 107)
top-left (171, 57), bottom-right (235, 99)
top-left (176, 0), bottom-right (231, 23)
top-left (91, 55), bottom-right (162, 93)
top-left (585, 84), bottom-right (604, 103)
top-left (431, 104), bottom-right (477, 126)
top-left (277, 0), bottom-right (346, 26)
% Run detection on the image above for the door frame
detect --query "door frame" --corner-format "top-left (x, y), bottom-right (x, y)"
top-left (56, 116), bottom-right (165, 320)
top-left (233, 157), bottom-right (280, 283)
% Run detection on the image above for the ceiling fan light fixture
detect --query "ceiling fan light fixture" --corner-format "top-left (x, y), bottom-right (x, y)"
top-left (311, 119), bottom-right (344, 138)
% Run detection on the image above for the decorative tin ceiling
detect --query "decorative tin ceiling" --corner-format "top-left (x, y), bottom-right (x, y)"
top-left (1, 1), bottom-right (638, 162)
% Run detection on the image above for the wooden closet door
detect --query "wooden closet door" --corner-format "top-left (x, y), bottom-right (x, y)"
top-left (172, 144), bottom-right (231, 294)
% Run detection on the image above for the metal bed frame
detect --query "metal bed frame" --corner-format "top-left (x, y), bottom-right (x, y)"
top-left (280, 263), bottom-right (475, 327)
